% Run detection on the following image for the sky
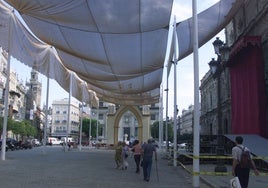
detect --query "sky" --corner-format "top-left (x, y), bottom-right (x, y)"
top-left (10, 0), bottom-right (224, 118)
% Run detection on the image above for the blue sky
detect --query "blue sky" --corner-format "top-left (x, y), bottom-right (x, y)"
top-left (163, 0), bottom-right (224, 117)
top-left (10, 0), bottom-right (224, 118)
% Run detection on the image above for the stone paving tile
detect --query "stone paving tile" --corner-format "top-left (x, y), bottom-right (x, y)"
top-left (0, 146), bottom-right (211, 188)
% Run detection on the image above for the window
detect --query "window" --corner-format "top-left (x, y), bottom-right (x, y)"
top-left (151, 114), bottom-right (156, 120)
top-left (99, 114), bottom-right (103, 120)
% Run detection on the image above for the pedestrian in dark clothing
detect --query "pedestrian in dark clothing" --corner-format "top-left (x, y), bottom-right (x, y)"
top-left (68, 140), bottom-right (71, 151)
top-left (141, 139), bottom-right (157, 182)
top-left (232, 136), bottom-right (259, 188)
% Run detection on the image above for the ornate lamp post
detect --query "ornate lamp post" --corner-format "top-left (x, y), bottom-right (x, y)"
top-left (209, 37), bottom-right (230, 172)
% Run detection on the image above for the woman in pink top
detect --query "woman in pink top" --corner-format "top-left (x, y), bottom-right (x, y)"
top-left (131, 140), bottom-right (142, 173)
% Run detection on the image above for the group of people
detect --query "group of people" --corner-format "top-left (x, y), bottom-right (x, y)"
top-left (114, 138), bottom-right (157, 182)
top-left (114, 135), bottom-right (259, 186)
top-left (115, 141), bottom-right (129, 170)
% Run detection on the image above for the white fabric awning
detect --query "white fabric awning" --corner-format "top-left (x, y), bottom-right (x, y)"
top-left (0, 0), bottom-right (244, 106)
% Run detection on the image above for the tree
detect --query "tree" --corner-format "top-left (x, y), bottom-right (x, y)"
top-left (18, 120), bottom-right (37, 138)
top-left (82, 118), bottom-right (99, 139)
top-left (151, 121), bottom-right (159, 139)
top-left (10, 121), bottom-right (21, 140)
top-left (0, 118), bottom-right (37, 140)
top-left (150, 120), bottom-right (174, 141)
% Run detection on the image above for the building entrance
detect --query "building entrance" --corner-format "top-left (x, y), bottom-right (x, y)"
top-left (118, 110), bottom-right (139, 144)
top-left (106, 105), bottom-right (151, 146)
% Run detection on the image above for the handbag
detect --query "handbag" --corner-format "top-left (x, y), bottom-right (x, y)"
top-left (230, 177), bottom-right (241, 188)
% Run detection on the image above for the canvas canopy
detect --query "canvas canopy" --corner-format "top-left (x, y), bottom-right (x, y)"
top-left (0, 0), bottom-right (243, 106)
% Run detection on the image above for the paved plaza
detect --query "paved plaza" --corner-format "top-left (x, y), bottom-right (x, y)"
top-left (0, 146), bottom-right (267, 188)
top-left (0, 146), bottom-right (207, 188)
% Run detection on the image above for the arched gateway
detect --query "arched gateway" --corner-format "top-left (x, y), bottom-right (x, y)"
top-left (106, 105), bottom-right (151, 146)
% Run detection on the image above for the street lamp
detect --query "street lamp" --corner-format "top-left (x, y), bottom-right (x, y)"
top-left (209, 37), bottom-right (230, 173)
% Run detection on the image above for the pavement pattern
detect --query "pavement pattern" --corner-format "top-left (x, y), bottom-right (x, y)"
top-left (0, 146), bottom-right (267, 188)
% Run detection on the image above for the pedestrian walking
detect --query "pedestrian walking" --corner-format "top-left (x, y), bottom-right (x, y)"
top-left (232, 136), bottom-right (259, 188)
top-left (122, 142), bottom-right (129, 170)
top-left (141, 139), bottom-right (157, 182)
top-left (115, 141), bottom-right (123, 169)
top-left (68, 140), bottom-right (71, 151)
top-left (131, 140), bottom-right (142, 173)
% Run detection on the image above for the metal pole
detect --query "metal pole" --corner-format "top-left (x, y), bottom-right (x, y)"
top-left (165, 69), bottom-right (169, 153)
top-left (79, 103), bottom-right (83, 151)
top-left (173, 16), bottom-right (178, 167)
top-left (42, 72), bottom-right (50, 154)
top-left (96, 106), bottom-right (99, 141)
top-left (105, 112), bottom-right (108, 140)
top-left (89, 103), bottom-right (92, 146)
top-left (65, 72), bottom-right (73, 152)
top-left (192, 0), bottom-right (200, 187)
top-left (1, 14), bottom-right (12, 160)
top-left (159, 85), bottom-right (163, 149)
top-left (79, 83), bottom-right (85, 151)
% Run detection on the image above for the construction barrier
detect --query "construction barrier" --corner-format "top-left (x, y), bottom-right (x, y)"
top-left (164, 151), bottom-right (268, 176)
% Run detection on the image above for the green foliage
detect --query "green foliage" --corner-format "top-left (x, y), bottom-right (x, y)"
top-left (0, 118), bottom-right (37, 138)
top-left (81, 118), bottom-right (99, 139)
top-left (150, 121), bottom-right (174, 141)
top-left (151, 121), bottom-right (159, 139)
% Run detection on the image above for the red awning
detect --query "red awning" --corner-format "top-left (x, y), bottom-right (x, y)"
top-left (227, 36), bottom-right (262, 66)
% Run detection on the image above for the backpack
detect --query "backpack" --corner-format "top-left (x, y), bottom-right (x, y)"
top-left (237, 146), bottom-right (251, 168)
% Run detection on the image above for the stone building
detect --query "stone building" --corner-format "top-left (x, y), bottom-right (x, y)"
top-left (0, 47), bottom-right (6, 114)
top-left (225, 0), bottom-right (268, 137)
top-left (200, 0), bottom-right (268, 137)
top-left (51, 98), bottom-right (80, 139)
top-left (90, 101), bottom-right (160, 145)
top-left (0, 47), bottom-right (27, 120)
top-left (180, 105), bottom-right (194, 135)
top-left (200, 66), bottom-right (232, 136)
top-left (10, 72), bottom-right (27, 121)
top-left (25, 65), bottom-right (42, 120)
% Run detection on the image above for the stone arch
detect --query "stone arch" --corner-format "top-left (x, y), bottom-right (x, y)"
top-left (114, 106), bottom-right (143, 145)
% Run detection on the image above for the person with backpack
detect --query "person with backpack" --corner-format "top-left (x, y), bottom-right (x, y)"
top-left (232, 136), bottom-right (259, 188)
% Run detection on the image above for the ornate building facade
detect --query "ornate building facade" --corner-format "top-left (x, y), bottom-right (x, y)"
top-left (200, 67), bottom-right (231, 135)
top-left (88, 101), bottom-right (159, 145)
top-left (225, 0), bottom-right (268, 137)
top-left (0, 47), bottom-right (27, 120)
top-left (25, 66), bottom-right (42, 120)
top-left (200, 0), bottom-right (268, 137)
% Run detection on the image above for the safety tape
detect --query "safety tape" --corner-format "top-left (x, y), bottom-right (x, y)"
top-left (176, 153), bottom-right (268, 160)
top-left (191, 171), bottom-right (268, 176)
top-left (166, 149), bottom-right (268, 160)
top-left (171, 156), bottom-right (268, 176)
